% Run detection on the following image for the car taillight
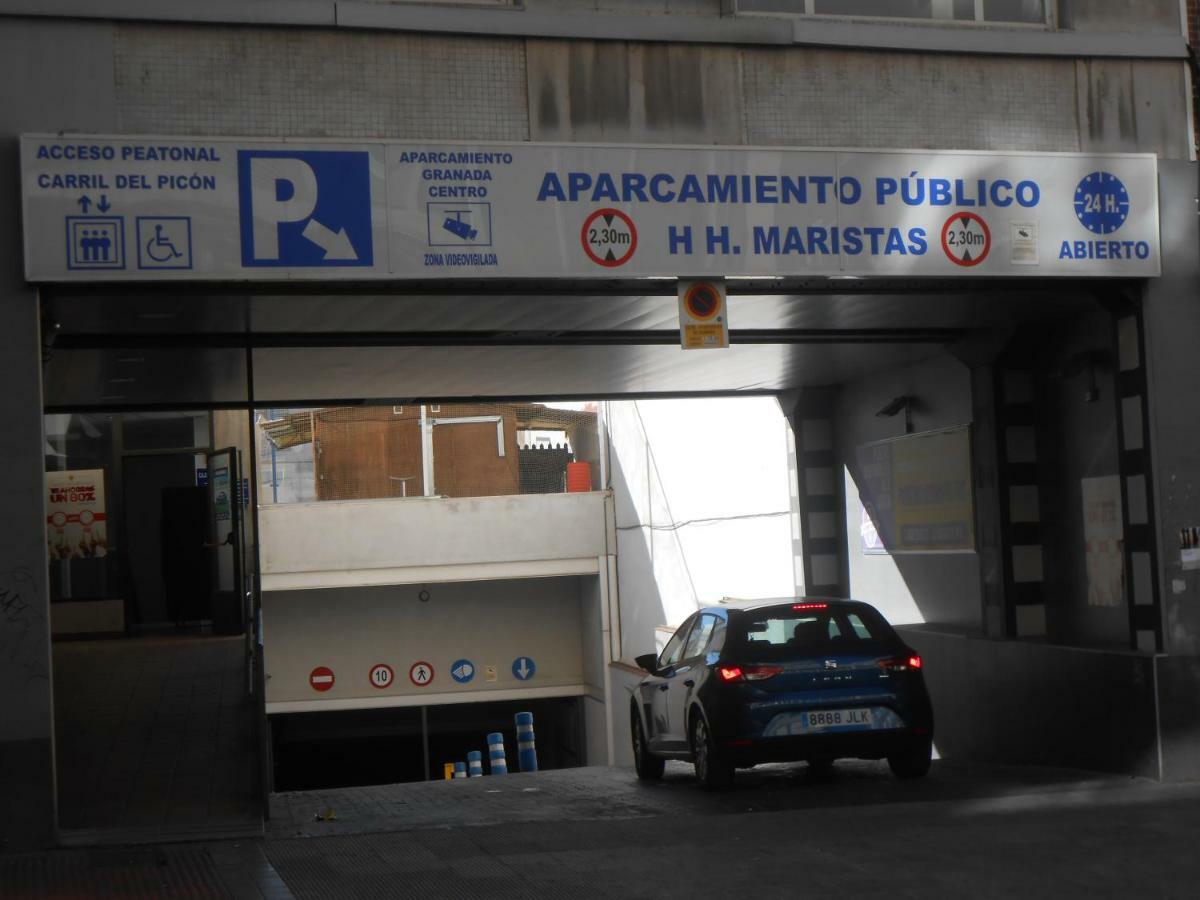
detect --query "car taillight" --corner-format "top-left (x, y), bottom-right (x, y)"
top-left (877, 654), bottom-right (922, 672)
top-left (718, 664), bottom-right (782, 683)
top-left (792, 602), bottom-right (828, 611)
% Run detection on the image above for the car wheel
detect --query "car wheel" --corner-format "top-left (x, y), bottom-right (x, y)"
top-left (690, 713), bottom-right (733, 789)
top-left (631, 706), bottom-right (665, 781)
top-left (888, 737), bottom-right (932, 779)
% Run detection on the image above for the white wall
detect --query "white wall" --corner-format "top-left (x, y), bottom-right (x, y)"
top-left (607, 397), bottom-right (797, 659)
top-left (838, 353), bottom-right (983, 628)
top-left (260, 491), bottom-right (611, 590)
top-left (263, 576), bottom-right (586, 711)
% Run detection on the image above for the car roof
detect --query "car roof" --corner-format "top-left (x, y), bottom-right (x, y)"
top-left (712, 597), bottom-right (871, 615)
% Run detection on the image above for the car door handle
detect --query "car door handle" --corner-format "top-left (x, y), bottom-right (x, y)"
top-left (658, 684), bottom-right (669, 692)
top-left (684, 679), bottom-right (695, 688)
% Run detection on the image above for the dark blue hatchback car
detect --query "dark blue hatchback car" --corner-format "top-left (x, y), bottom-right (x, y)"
top-left (630, 599), bottom-right (934, 787)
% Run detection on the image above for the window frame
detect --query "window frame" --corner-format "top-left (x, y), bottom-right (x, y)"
top-left (734, 0), bottom-right (1054, 29)
top-left (658, 614), bottom-right (698, 670)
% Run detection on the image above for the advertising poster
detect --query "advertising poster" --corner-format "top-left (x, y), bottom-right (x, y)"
top-left (1082, 475), bottom-right (1124, 607)
top-left (46, 468), bottom-right (107, 560)
top-left (213, 466), bottom-right (231, 522)
top-left (856, 425), bottom-right (975, 553)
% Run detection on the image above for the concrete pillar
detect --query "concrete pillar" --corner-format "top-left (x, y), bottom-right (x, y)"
top-left (1141, 159), bottom-right (1200, 781)
top-left (0, 18), bottom-right (119, 848)
top-left (1143, 160), bottom-right (1200, 654)
top-left (0, 283), bottom-right (56, 852)
top-left (790, 388), bottom-right (848, 598)
top-left (968, 366), bottom-right (1009, 639)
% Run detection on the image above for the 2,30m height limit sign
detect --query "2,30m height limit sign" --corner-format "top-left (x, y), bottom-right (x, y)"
top-left (940, 212), bottom-right (991, 267)
top-left (581, 208), bottom-right (637, 268)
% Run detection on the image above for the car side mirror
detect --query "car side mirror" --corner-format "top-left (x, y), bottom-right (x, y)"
top-left (635, 653), bottom-right (659, 673)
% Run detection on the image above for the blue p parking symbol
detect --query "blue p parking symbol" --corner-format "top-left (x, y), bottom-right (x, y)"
top-left (237, 150), bottom-right (373, 267)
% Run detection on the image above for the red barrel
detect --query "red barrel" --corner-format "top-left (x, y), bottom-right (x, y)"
top-left (566, 461), bottom-right (592, 492)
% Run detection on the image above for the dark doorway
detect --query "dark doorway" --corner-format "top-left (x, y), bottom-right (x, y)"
top-left (270, 697), bottom-right (585, 791)
top-left (162, 486), bottom-right (211, 623)
top-left (122, 453), bottom-right (202, 628)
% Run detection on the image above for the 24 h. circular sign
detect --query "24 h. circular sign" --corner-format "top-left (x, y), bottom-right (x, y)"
top-left (581, 208), bottom-right (637, 268)
top-left (940, 212), bottom-right (991, 267)
top-left (1074, 171), bottom-right (1130, 235)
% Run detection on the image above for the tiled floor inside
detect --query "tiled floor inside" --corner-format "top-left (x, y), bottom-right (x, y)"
top-left (53, 634), bottom-right (261, 835)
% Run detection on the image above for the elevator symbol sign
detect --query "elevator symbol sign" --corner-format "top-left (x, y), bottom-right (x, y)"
top-left (66, 217), bottom-right (124, 270)
top-left (237, 150), bottom-right (373, 267)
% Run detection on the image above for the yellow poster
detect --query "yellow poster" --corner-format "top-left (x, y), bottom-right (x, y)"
top-left (858, 426), bottom-right (975, 553)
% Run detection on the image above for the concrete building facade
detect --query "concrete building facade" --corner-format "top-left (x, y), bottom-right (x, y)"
top-left (3, 0), bottom-right (1200, 849)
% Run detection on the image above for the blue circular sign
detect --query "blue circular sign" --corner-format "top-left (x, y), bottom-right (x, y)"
top-left (1073, 171), bottom-right (1130, 235)
top-left (512, 656), bottom-right (536, 681)
top-left (450, 659), bottom-right (475, 684)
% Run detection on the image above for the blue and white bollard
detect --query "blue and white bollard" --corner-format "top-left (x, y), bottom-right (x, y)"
top-left (515, 711), bottom-right (538, 773)
top-left (467, 750), bottom-right (483, 777)
top-left (487, 732), bottom-right (508, 775)
top-left (453, 761), bottom-right (467, 779)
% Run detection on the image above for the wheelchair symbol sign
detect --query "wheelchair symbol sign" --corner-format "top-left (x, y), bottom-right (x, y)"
top-left (136, 217), bottom-right (193, 270)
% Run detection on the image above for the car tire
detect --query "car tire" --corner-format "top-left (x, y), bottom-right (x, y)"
top-left (690, 713), bottom-right (733, 789)
top-left (887, 737), bottom-right (933, 779)
top-left (631, 706), bottom-right (665, 781)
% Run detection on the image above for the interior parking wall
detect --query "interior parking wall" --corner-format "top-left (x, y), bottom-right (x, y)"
top-left (836, 352), bottom-right (983, 629)
top-left (262, 577), bottom-right (587, 709)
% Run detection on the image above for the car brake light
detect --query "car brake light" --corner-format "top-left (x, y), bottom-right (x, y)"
top-left (792, 602), bottom-right (828, 611)
top-left (718, 664), bottom-right (782, 683)
top-left (877, 654), bottom-right (922, 672)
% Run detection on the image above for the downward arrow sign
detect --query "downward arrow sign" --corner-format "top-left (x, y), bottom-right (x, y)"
top-left (517, 659), bottom-right (530, 679)
top-left (302, 219), bottom-right (358, 260)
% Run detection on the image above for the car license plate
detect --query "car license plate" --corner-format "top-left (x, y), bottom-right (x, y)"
top-left (791, 708), bottom-right (873, 734)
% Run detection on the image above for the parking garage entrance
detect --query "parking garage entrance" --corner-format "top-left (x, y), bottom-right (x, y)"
top-left (26, 135), bottom-right (1173, 836)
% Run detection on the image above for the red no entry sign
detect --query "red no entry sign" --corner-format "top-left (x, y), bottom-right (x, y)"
top-left (309, 666), bottom-right (335, 692)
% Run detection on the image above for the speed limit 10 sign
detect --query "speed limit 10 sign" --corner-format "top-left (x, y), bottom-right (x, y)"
top-left (368, 663), bottom-right (394, 689)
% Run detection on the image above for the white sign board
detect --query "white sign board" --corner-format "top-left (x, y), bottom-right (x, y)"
top-left (21, 135), bottom-right (1161, 281)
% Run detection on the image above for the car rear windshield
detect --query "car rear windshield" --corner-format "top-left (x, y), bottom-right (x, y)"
top-left (728, 605), bottom-right (900, 659)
